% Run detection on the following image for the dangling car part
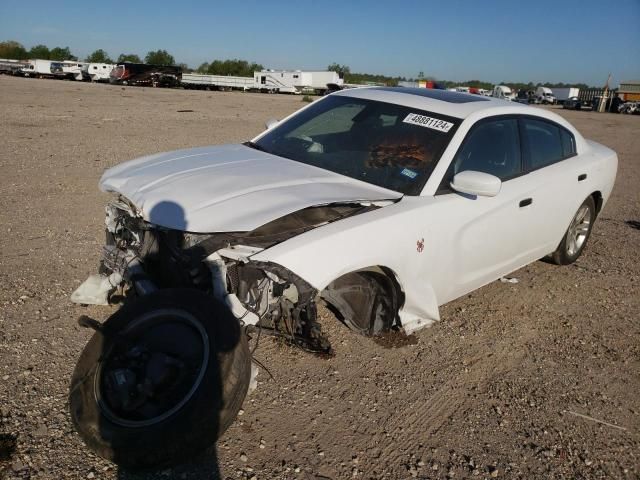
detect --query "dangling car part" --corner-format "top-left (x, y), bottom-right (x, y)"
top-left (70, 87), bottom-right (617, 469)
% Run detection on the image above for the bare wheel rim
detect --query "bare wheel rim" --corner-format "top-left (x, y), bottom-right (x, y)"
top-left (566, 204), bottom-right (591, 257)
top-left (94, 308), bottom-right (209, 428)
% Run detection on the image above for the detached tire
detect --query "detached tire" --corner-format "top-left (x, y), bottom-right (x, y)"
top-left (551, 196), bottom-right (596, 265)
top-left (69, 289), bottom-right (250, 470)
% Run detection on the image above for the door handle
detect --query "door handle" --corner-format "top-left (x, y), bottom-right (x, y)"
top-left (578, 173), bottom-right (587, 181)
top-left (519, 198), bottom-right (533, 207)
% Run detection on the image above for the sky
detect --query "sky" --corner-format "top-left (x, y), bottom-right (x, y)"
top-left (1, 0), bottom-right (639, 86)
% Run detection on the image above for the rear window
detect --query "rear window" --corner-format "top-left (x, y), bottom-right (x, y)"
top-left (522, 119), bottom-right (564, 170)
top-left (561, 129), bottom-right (576, 157)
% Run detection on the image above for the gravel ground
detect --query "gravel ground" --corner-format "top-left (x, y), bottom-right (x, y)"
top-left (0, 75), bottom-right (638, 480)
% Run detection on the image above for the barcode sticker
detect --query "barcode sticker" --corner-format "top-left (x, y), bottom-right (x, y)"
top-left (403, 113), bottom-right (453, 133)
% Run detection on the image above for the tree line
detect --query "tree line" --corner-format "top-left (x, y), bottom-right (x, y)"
top-left (0, 40), bottom-right (177, 67)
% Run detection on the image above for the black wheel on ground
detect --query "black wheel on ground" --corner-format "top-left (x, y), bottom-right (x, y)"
top-left (551, 196), bottom-right (596, 265)
top-left (69, 288), bottom-right (250, 470)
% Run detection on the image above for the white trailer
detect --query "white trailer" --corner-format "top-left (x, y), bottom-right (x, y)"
top-left (181, 73), bottom-right (254, 91)
top-left (88, 63), bottom-right (116, 82)
top-left (550, 87), bottom-right (580, 103)
top-left (61, 61), bottom-right (89, 81)
top-left (20, 59), bottom-right (65, 78)
top-left (254, 70), bottom-right (344, 94)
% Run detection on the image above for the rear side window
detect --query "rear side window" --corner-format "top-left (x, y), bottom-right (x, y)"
top-left (451, 119), bottom-right (521, 180)
top-left (561, 129), bottom-right (576, 157)
top-left (522, 119), bottom-right (566, 170)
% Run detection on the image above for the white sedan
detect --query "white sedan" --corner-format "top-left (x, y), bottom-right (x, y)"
top-left (69, 87), bottom-right (618, 469)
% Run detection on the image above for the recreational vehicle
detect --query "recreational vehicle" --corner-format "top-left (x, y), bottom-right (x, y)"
top-left (110, 63), bottom-right (182, 87)
top-left (20, 59), bottom-right (64, 78)
top-left (88, 63), bottom-right (115, 82)
top-left (61, 61), bottom-right (89, 81)
top-left (254, 70), bottom-right (344, 94)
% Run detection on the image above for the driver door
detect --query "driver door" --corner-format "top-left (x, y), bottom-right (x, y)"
top-left (431, 117), bottom-right (539, 303)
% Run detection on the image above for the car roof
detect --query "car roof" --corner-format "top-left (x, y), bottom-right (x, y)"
top-left (334, 86), bottom-right (527, 119)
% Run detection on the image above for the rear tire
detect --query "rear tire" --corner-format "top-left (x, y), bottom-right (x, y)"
top-left (551, 196), bottom-right (596, 265)
top-left (69, 288), bottom-right (250, 470)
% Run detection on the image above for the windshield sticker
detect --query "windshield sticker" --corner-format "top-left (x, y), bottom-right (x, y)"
top-left (403, 113), bottom-right (454, 133)
top-left (400, 168), bottom-right (418, 179)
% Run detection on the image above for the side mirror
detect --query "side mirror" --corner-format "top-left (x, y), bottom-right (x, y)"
top-left (265, 118), bottom-right (279, 130)
top-left (450, 170), bottom-right (501, 197)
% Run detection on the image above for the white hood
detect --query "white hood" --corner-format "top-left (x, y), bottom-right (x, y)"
top-left (99, 144), bottom-right (401, 233)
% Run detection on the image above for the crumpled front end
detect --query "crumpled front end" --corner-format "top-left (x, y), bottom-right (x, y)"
top-left (72, 195), bottom-right (384, 352)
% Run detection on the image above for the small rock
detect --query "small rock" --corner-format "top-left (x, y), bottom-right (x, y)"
top-left (240, 453), bottom-right (248, 462)
top-left (34, 424), bottom-right (48, 437)
top-left (11, 459), bottom-right (24, 472)
top-left (490, 469), bottom-right (499, 477)
top-left (87, 473), bottom-right (95, 479)
top-left (2, 375), bottom-right (9, 381)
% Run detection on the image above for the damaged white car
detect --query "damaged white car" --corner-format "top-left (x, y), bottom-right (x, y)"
top-left (69, 87), bottom-right (617, 469)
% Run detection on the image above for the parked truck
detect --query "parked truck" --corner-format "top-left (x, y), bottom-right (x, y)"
top-left (535, 86), bottom-right (556, 104)
top-left (491, 85), bottom-right (515, 101)
top-left (550, 87), bottom-right (580, 104)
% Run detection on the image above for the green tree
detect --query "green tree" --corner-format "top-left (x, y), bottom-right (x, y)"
top-left (49, 46), bottom-right (75, 61)
top-left (196, 62), bottom-right (209, 74)
top-left (144, 49), bottom-right (175, 65)
top-left (86, 49), bottom-right (112, 63)
top-left (327, 63), bottom-right (350, 76)
top-left (117, 53), bottom-right (142, 63)
top-left (204, 59), bottom-right (262, 77)
top-left (0, 40), bottom-right (28, 59)
top-left (28, 44), bottom-right (50, 59)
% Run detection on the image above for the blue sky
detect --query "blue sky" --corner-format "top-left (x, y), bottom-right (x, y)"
top-left (1, 0), bottom-right (638, 86)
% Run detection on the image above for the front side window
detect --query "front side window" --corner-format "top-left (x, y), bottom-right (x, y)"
top-left (450, 118), bottom-right (521, 180)
top-left (253, 96), bottom-right (460, 195)
top-left (522, 118), bottom-right (564, 170)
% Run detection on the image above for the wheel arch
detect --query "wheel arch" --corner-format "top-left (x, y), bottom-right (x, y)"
top-left (319, 265), bottom-right (406, 335)
top-left (591, 190), bottom-right (603, 216)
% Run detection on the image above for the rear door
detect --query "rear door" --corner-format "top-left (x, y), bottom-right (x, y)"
top-left (518, 117), bottom-right (584, 254)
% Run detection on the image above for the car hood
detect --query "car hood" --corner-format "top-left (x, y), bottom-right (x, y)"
top-left (100, 144), bottom-right (402, 232)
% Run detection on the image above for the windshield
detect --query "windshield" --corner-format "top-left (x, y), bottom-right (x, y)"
top-left (253, 95), bottom-right (460, 195)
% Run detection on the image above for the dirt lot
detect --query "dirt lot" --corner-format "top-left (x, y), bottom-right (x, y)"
top-left (0, 75), bottom-right (638, 480)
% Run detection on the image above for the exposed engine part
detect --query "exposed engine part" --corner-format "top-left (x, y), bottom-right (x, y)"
top-left (87, 195), bottom-right (389, 353)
